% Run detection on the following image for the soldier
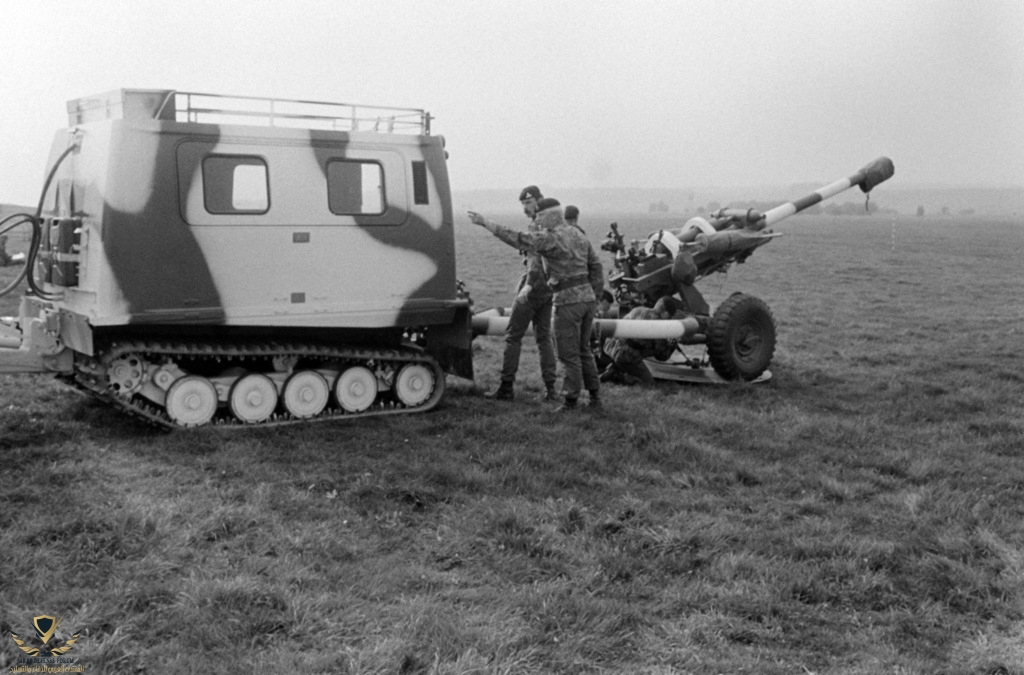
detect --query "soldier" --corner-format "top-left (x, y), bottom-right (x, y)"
top-left (470, 198), bottom-right (604, 411)
top-left (484, 186), bottom-right (558, 402)
top-left (0, 236), bottom-right (11, 266)
top-left (600, 296), bottom-right (679, 385)
top-left (564, 204), bottom-right (584, 232)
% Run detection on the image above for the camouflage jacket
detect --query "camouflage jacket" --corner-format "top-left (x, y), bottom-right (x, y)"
top-left (518, 218), bottom-right (553, 301)
top-left (491, 222), bottom-right (603, 306)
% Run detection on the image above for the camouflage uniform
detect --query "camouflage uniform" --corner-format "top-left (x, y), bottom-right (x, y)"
top-left (602, 306), bottom-right (674, 385)
top-left (485, 203), bottom-right (604, 406)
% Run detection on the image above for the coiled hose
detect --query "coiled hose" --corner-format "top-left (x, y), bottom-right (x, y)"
top-left (0, 139), bottom-right (79, 300)
top-left (0, 212), bottom-right (33, 296)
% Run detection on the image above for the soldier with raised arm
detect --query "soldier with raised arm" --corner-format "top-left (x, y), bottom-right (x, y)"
top-left (469, 198), bottom-right (604, 411)
top-left (484, 186), bottom-right (559, 402)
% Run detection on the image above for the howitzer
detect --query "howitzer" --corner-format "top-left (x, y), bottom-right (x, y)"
top-left (604, 157), bottom-right (895, 311)
top-left (473, 158), bottom-right (894, 384)
top-left (596, 156), bottom-right (895, 383)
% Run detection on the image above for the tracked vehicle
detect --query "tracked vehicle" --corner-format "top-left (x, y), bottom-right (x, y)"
top-left (0, 89), bottom-right (473, 428)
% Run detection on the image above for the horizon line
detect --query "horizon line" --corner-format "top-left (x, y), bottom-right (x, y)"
top-left (454, 182), bottom-right (1024, 192)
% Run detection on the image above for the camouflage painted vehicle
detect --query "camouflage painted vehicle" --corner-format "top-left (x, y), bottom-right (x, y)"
top-left (0, 89), bottom-right (473, 428)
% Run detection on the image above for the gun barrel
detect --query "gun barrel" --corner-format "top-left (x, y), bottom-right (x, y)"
top-left (763, 156), bottom-right (895, 228)
top-left (593, 317), bottom-right (701, 339)
top-left (471, 313), bottom-right (700, 340)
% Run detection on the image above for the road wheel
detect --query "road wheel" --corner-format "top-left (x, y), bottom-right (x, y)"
top-left (282, 370), bottom-right (329, 418)
top-left (334, 366), bottom-right (378, 413)
top-left (165, 375), bottom-right (218, 427)
top-left (394, 363), bottom-right (436, 407)
top-left (228, 373), bottom-right (278, 423)
top-left (707, 292), bottom-right (776, 381)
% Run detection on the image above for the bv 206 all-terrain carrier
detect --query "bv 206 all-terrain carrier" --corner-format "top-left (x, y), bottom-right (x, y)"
top-left (0, 89), bottom-right (473, 428)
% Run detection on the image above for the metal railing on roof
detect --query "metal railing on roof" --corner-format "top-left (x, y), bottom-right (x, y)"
top-left (158, 91), bottom-right (432, 135)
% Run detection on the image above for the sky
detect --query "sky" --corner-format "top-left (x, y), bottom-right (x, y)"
top-left (1, 0), bottom-right (1022, 206)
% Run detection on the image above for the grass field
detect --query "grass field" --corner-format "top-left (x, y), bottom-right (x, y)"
top-left (1, 213), bottom-right (1022, 674)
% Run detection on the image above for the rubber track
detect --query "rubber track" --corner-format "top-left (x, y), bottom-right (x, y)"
top-left (68, 340), bottom-right (446, 430)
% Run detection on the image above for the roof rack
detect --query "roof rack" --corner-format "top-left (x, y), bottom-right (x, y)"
top-left (67, 89), bottom-right (432, 135)
top-left (166, 91), bottom-right (431, 135)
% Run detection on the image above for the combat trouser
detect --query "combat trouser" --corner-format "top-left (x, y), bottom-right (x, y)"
top-left (499, 293), bottom-right (557, 389)
top-left (553, 300), bottom-right (600, 400)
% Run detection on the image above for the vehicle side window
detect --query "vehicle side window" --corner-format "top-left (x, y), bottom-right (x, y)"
top-left (202, 155), bottom-right (269, 214)
top-left (328, 160), bottom-right (385, 215)
top-left (412, 161), bottom-right (429, 205)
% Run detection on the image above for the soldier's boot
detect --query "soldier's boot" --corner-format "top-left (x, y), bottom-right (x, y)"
top-left (485, 382), bottom-right (514, 401)
top-left (554, 397), bottom-right (578, 413)
top-left (543, 383), bottom-right (560, 402)
top-left (587, 390), bottom-right (602, 409)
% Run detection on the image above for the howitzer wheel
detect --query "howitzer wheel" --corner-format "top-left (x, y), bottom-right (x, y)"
top-left (334, 366), bottom-right (378, 413)
top-left (282, 371), bottom-right (329, 418)
top-left (165, 375), bottom-right (218, 427)
top-left (229, 373), bottom-right (278, 423)
top-left (706, 292), bottom-right (776, 381)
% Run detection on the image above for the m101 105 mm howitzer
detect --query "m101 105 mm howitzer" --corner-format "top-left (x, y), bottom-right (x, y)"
top-left (472, 157), bottom-right (894, 384)
top-left (598, 156), bottom-right (895, 383)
